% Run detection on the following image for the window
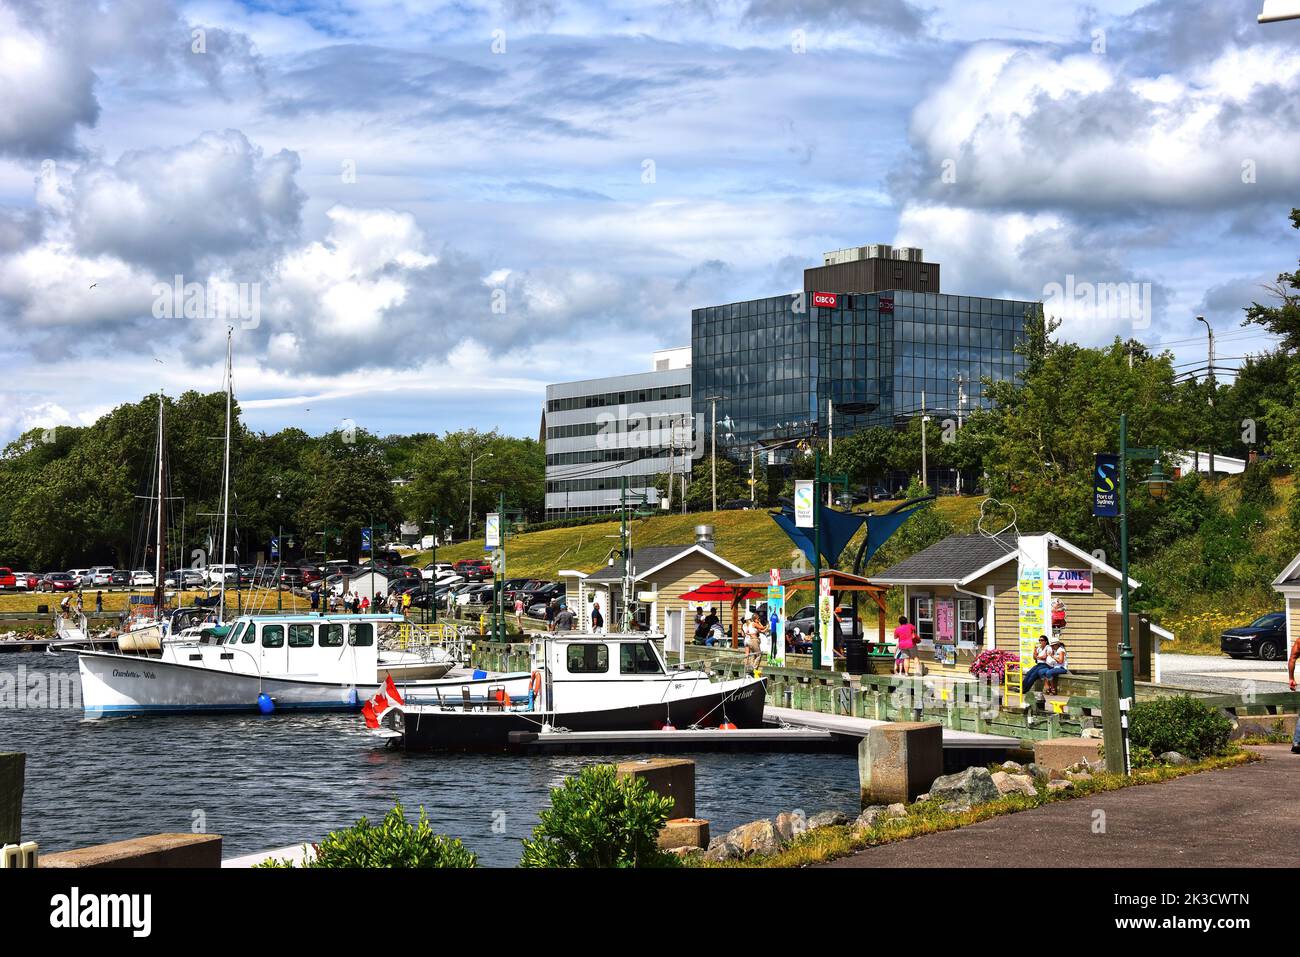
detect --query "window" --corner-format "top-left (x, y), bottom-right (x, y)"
top-left (566, 643), bottom-right (609, 673)
top-left (620, 642), bottom-right (662, 675)
top-left (261, 624), bottom-right (284, 648)
top-left (288, 623), bottom-right (315, 648)
top-left (226, 622), bottom-right (246, 645)
top-left (320, 623), bottom-right (344, 647)
top-left (958, 598), bottom-right (979, 645)
top-left (349, 623), bottom-right (374, 646)
top-left (242, 622), bottom-right (256, 643)
top-left (913, 596), bottom-right (934, 642)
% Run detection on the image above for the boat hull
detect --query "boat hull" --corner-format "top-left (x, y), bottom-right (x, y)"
top-left (78, 650), bottom-right (528, 717)
top-left (391, 677), bottom-right (767, 752)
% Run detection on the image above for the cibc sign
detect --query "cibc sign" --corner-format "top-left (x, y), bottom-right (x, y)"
top-left (812, 291), bottom-right (838, 308)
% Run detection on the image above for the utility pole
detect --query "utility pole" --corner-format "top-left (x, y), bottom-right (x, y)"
top-left (826, 398), bottom-right (835, 506)
top-left (812, 448), bottom-right (823, 671)
top-left (702, 395), bottom-right (724, 512)
top-left (1197, 315), bottom-right (1215, 480)
top-left (467, 448), bottom-right (493, 541)
top-left (620, 476), bottom-right (631, 631)
top-left (422, 511), bottom-right (440, 625)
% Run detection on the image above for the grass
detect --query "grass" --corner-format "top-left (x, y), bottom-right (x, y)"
top-left (690, 749), bottom-right (1255, 868)
top-left (0, 587), bottom-right (315, 616)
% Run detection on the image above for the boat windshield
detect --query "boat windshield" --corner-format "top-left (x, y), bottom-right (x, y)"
top-left (619, 641), bottom-right (663, 675)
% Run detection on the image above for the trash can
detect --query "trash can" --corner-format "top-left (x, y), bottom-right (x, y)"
top-left (843, 637), bottom-right (869, 675)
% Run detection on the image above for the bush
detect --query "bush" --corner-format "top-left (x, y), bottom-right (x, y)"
top-left (1128, 695), bottom-right (1233, 761)
top-left (257, 803), bottom-right (477, 868)
top-left (519, 764), bottom-right (678, 868)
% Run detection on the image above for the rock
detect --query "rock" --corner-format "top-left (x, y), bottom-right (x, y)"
top-left (666, 846), bottom-right (701, 858)
top-left (1081, 727), bottom-right (1104, 739)
top-left (927, 766), bottom-right (1001, 807)
top-left (1046, 779), bottom-right (1074, 793)
top-left (990, 771), bottom-right (1037, 797)
top-left (808, 810), bottom-right (849, 830)
top-left (885, 803), bottom-right (908, 819)
top-left (1026, 763), bottom-right (1049, 784)
top-left (1159, 751), bottom-right (1191, 766)
top-left (853, 806), bottom-right (889, 831)
top-left (915, 793), bottom-right (931, 803)
top-left (774, 811), bottom-right (805, 844)
top-left (703, 839), bottom-right (739, 862)
top-left (940, 800), bottom-right (972, 815)
top-left (1063, 770), bottom-right (1092, 783)
top-left (722, 818), bottom-right (785, 857)
top-left (999, 760), bottom-right (1025, 773)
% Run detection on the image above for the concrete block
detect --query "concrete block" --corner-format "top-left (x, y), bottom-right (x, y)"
top-left (1033, 738), bottom-right (1103, 772)
top-left (858, 721), bottom-right (943, 806)
top-left (1230, 713), bottom-right (1297, 741)
top-left (616, 758), bottom-right (695, 819)
top-left (39, 833), bottom-right (222, 869)
top-left (658, 818), bottom-right (709, 850)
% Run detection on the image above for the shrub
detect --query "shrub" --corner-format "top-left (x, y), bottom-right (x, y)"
top-left (256, 803), bottom-right (477, 868)
top-left (519, 764), bottom-right (678, 868)
top-left (1128, 695), bottom-right (1233, 761)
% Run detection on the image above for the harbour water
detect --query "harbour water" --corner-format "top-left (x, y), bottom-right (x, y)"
top-left (1, 653), bottom-right (860, 866)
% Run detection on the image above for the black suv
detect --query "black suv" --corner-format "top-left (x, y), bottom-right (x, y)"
top-left (1220, 612), bottom-right (1288, 661)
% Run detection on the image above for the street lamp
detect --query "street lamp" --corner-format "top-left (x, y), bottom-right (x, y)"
top-left (1116, 413), bottom-right (1167, 700)
top-left (467, 450), bottom-right (493, 540)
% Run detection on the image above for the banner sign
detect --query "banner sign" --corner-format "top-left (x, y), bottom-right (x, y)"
top-left (766, 568), bottom-right (785, 666)
top-left (794, 480), bottom-right (815, 528)
top-left (1048, 568), bottom-right (1093, 593)
top-left (270, 536), bottom-right (279, 559)
top-left (1093, 453), bottom-right (1119, 517)
top-left (935, 597), bottom-right (955, 644)
top-left (485, 513), bottom-right (500, 550)
top-left (1017, 535), bottom-right (1051, 672)
top-left (360, 528), bottom-right (372, 554)
top-left (818, 575), bottom-right (834, 669)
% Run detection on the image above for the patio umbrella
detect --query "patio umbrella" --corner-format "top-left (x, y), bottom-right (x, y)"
top-left (679, 579), bottom-right (760, 603)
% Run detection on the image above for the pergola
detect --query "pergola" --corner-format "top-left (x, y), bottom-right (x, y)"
top-left (720, 568), bottom-right (892, 649)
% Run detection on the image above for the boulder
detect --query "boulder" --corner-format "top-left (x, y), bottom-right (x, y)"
top-left (999, 760), bottom-right (1025, 773)
top-left (703, 839), bottom-right (739, 863)
top-left (885, 803), bottom-right (908, 819)
top-left (808, 810), bottom-right (850, 831)
top-left (853, 806), bottom-right (889, 831)
top-left (1063, 770), bottom-right (1092, 783)
top-left (1046, 779), bottom-right (1075, 793)
top-left (774, 811), bottom-right (806, 843)
top-left (990, 771), bottom-right (1037, 797)
top-left (666, 846), bottom-right (701, 859)
top-left (940, 800), bottom-right (972, 815)
top-left (1159, 751), bottom-right (1191, 766)
top-left (1081, 727), bottom-right (1105, 739)
top-left (927, 766), bottom-right (1000, 807)
top-left (1026, 763), bottom-right (1050, 784)
top-left (722, 819), bottom-right (785, 857)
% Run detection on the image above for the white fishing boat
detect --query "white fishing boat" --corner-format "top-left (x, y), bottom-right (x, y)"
top-left (77, 612), bottom-right (511, 717)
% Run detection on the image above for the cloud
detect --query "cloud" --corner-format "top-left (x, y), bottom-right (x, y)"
top-left (743, 0), bottom-right (928, 36)
top-left (0, 2), bottom-right (99, 157)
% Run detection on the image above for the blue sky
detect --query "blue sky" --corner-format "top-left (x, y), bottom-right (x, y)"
top-left (0, 0), bottom-right (1297, 442)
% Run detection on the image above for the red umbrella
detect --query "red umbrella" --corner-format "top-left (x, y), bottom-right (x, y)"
top-left (679, 579), bottom-right (761, 603)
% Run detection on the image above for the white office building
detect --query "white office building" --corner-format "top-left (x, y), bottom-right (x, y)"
top-left (543, 348), bottom-right (695, 519)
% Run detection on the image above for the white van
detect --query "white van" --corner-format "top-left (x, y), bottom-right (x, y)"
top-left (90, 566), bottom-right (115, 587)
top-left (205, 564), bottom-right (239, 586)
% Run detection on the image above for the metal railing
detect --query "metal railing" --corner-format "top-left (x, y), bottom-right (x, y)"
top-left (387, 621), bottom-right (475, 663)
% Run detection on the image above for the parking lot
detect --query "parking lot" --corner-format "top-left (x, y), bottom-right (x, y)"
top-left (1161, 653), bottom-right (1292, 694)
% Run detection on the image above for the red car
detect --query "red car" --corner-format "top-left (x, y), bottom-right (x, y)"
top-left (38, 573), bottom-right (77, 592)
top-left (13, 571), bottom-right (39, 590)
top-left (0, 567), bottom-right (15, 589)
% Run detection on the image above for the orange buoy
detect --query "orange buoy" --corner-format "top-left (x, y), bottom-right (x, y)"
top-left (719, 721), bottom-right (738, 730)
top-left (661, 721), bottom-right (676, 731)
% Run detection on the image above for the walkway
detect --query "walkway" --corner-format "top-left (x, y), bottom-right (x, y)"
top-left (825, 746), bottom-right (1299, 868)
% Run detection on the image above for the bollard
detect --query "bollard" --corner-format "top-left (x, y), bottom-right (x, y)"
top-left (0, 752), bottom-right (24, 847)
top-left (1100, 669), bottom-right (1126, 775)
top-left (616, 758), bottom-right (695, 819)
top-left (858, 722), bottom-right (943, 806)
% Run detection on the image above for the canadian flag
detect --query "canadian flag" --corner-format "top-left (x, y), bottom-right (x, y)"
top-left (361, 699), bottom-right (380, 729)
top-left (384, 674), bottom-right (405, 706)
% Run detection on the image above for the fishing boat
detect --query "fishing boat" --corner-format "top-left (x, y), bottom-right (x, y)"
top-left (370, 633), bottom-right (767, 752)
top-left (77, 612), bottom-right (509, 717)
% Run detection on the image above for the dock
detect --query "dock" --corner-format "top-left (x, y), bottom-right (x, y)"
top-left (764, 706), bottom-right (1024, 750)
top-left (506, 726), bottom-right (846, 754)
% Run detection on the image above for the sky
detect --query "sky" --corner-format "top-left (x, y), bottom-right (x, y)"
top-left (0, 0), bottom-right (1297, 443)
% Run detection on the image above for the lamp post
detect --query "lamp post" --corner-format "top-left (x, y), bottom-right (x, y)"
top-left (1116, 413), bottom-right (1169, 701)
top-left (467, 450), bottom-right (493, 540)
top-left (1196, 315), bottom-right (1214, 480)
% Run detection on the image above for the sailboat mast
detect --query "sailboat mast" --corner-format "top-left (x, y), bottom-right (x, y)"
top-left (153, 395), bottom-right (166, 613)
top-left (219, 329), bottom-right (233, 621)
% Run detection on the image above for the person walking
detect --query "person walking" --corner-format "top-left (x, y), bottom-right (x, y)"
top-left (893, 615), bottom-right (918, 676)
top-left (401, 590), bottom-right (412, 616)
top-left (94, 590), bottom-right (103, 615)
top-left (514, 596), bottom-right (525, 628)
top-left (310, 587), bottom-right (320, 614)
top-left (1289, 630), bottom-right (1299, 753)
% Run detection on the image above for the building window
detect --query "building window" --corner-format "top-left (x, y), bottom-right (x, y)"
top-left (912, 595), bottom-right (934, 642)
top-left (958, 598), bottom-right (979, 646)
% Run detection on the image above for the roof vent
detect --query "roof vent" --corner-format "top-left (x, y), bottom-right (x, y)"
top-left (695, 525), bottom-right (715, 552)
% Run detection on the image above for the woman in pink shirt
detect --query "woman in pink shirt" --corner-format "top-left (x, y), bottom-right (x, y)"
top-left (894, 615), bottom-right (918, 675)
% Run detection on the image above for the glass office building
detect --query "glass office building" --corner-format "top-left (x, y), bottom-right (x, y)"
top-left (691, 289), bottom-right (1035, 456)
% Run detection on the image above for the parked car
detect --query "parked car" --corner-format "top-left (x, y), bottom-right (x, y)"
top-left (131, 570), bottom-right (155, 587)
top-left (110, 570), bottom-right (131, 588)
top-left (164, 569), bottom-right (204, 588)
top-left (422, 562), bottom-right (454, 580)
top-left (521, 582), bottom-right (565, 608)
top-left (0, 567), bottom-right (15, 589)
top-left (39, 573), bottom-right (77, 592)
top-left (720, 499), bottom-right (753, 511)
top-left (11, 571), bottom-right (39, 590)
top-left (68, 568), bottom-right (92, 586)
top-left (1220, 612), bottom-right (1288, 661)
top-left (784, 604), bottom-right (859, 649)
top-left (205, 564), bottom-right (239, 586)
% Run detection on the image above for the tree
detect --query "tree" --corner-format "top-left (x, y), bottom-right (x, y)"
top-left (829, 426), bottom-right (895, 490)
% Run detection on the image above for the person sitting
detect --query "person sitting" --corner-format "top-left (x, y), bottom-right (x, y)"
top-left (1043, 637), bottom-right (1069, 694)
top-left (1021, 635), bottom-right (1053, 694)
top-left (705, 620), bottom-right (725, 646)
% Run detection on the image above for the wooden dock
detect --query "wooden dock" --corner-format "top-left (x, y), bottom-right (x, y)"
top-left (764, 706), bottom-right (1024, 750)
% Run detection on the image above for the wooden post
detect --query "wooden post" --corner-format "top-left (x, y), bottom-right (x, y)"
top-left (1100, 669), bottom-right (1126, 775)
top-left (0, 752), bottom-right (24, 846)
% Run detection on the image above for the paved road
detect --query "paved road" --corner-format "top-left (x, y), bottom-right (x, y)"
top-left (825, 746), bottom-right (1299, 868)
top-left (1160, 653), bottom-right (1291, 695)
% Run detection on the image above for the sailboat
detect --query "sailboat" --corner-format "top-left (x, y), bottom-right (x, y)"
top-left (116, 392), bottom-right (172, 652)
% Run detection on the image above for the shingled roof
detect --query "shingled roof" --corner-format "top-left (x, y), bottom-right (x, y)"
top-left (872, 532), bottom-right (1017, 583)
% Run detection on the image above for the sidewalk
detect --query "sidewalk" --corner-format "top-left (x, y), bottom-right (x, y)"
top-left (824, 746), bottom-right (1299, 868)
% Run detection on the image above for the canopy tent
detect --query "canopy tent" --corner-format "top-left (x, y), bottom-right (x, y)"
top-left (771, 499), bottom-right (931, 569)
top-left (679, 578), bottom-right (762, 604)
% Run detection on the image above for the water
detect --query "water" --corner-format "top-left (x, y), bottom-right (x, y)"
top-left (0, 653), bottom-right (860, 866)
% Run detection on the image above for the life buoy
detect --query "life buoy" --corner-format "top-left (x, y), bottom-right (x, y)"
top-left (529, 671), bottom-right (542, 696)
